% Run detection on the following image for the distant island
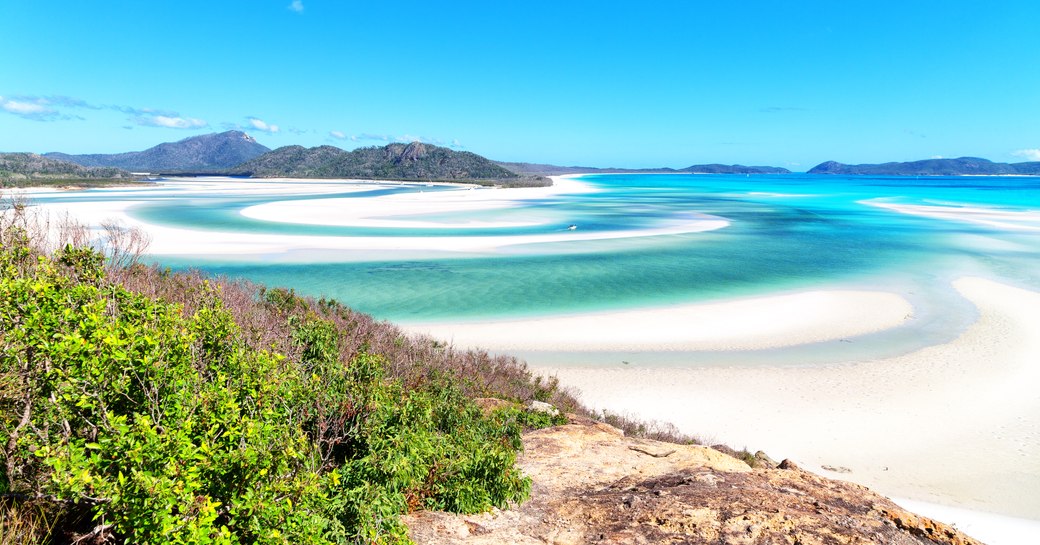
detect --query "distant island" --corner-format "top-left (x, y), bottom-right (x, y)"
top-left (808, 156), bottom-right (1040, 176)
top-left (45, 130), bottom-right (270, 173)
top-left (11, 131), bottom-right (1040, 185)
top-left (0, 152), bottom-right (136, 186)
top-left (497, 161), bottom-right (790, 176)
top-left (236, 141), bottom-right (548, 186)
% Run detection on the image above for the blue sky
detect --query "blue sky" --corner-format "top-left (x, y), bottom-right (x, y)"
top-left (2, 1), bottom-right (1038, 169)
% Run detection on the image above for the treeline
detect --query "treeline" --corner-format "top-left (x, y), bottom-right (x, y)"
top-left (0, 153), bottom-right (135, 187)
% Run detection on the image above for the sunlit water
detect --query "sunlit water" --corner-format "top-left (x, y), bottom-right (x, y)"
top-left (22, 173), bottom-right (1040, 364)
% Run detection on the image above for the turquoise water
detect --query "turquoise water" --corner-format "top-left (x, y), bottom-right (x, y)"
top-left (27, 174), bottom-right (1040, 325)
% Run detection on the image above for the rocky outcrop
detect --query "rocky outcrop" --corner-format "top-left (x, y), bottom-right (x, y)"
top-left (394, 141), bottom-right (429, 163)
top-left (405, 416), bottom-right (984, 545)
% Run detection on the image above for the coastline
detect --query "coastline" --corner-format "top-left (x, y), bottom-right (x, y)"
top-left (514, 277), bottom-right (1040, 541)
top-left (13, 174), bottom-right (1040, 542)
top-left (24, 175), bottom-right (730, 257)
top-left (402, 288), bottom-right (914, 352)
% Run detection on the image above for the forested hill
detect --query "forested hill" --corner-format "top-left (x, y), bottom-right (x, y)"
top-left (45, 130), bottom-right (270, 172)
top-left (495, 161), bottom-right (790, 176)
top-left (809, 157), bottom-right (1040, 176)
top-left (236, 141), bottom-right (522, 182)
top-left (682, 163), bottom-right (790, 174)
top-left (0, 152), bottom-right (134, 184)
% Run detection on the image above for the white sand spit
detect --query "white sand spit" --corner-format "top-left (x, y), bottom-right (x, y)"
top-left (866, 199), bottom-right (1040, 231)
top-left (403, 289), bottom-right (914, 352)
top-left (239, 176), bottom-right (596, 230)
top-left (26, 177), bottom-right (728, 256)
top-left (529, 278), bottom-right (1040, 524)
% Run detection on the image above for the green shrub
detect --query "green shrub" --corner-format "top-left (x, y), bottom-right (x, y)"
top-left (0, 242), bottom-right (530, 544)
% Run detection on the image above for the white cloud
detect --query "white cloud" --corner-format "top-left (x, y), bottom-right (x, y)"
top-left (136, 114), bottom-right (208, 129)
top-left (1012, 148), bottom-right (1040, 161)
top-left (1, 98), bottom-right (48, 115)
top-left (248, 117), bottom-right (280, 133)
top-left (0, 95), bottom-right (65, 120)
top-left (1, 93), bottom-right (214, 127)
top-left (288, 0), bottom-right (304, 12)
top-left (330, 132), bottom-right (461, 147)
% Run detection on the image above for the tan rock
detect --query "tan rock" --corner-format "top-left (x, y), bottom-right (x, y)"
top-left (472, 397), bottom-right (518, 414)
top-left (404, 416), bottom-right (986, 545)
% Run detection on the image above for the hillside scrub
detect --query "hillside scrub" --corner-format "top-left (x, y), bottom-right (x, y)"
top-left (0, 196), bottom-right (702, 543)
top-left (0, 153), bottom-right (134, 187)
top-left (0, 201), bottom-right (561, 544)
top-left (232, 142), bottom-right (527, 183)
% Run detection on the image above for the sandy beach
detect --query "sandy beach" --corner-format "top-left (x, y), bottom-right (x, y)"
top-left (864, 199), bottom-right (1040, 232)
top-left (500, 277), bottom-right (1040, 543)
top-left (239, 176), bottom-right (598, 229)
top-left (406, 278), bottom-right (1040, 514)
top-left (25, 176), bottom-right (728, 257)
top-left (404, 288), bottom-right (914, 352)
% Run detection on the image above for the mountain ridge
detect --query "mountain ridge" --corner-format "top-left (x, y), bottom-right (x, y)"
top-left (0, 152), bottom-right (134, 184)
top-left (809, 156), bottom-right (1040, 176)
top-left (496, 161), bottom-right (790, 176)
top-left (236, 141), bottom-right (525, 182)
top-left (45, 130), bottom-right (270, 172)
top-left (32, 130), bottom-right (1040, 179)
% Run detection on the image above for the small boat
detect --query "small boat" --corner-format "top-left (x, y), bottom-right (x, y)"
top-left (567, 224), bottom-right (577, 230)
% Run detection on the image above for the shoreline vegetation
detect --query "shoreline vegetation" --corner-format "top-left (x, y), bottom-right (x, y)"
top-left (0, 193), bottom-right (721, 544)
top-left (0, 153), bottom-right (141, 189)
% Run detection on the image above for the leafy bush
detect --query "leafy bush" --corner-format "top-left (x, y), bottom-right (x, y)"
top-left (0, 240), bottom-right (530, 544)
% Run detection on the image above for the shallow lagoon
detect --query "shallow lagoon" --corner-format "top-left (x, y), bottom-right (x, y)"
top-left (75, 173), bottom-right (1039, 323)
top-left (25, 173), bottom-right (1040, 366)
top-left (22, 174), bottom-right (1040, 532)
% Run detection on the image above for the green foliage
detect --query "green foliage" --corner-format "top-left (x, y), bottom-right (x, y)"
top-left (0, 152), bottom-right (132, 185)
top-left (0, 241), bottom-right (531, 544)
top-left (530, 375), bottom-right (560, 403)
top-left (261, 286), bottom-right (306, 314)
top-left (506, 407), bottom-right (569, 430)
top-left (235, 142), bottom-right (519, 181)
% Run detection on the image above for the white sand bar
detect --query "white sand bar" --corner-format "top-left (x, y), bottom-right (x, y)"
top-left (527, 278), bottom-right (1040, 527)
top-left (865, 199), bottom-right (1040, 231)
top-left (240, 176), bottom-right (596, 229)
top-left (403, 289), bottom-right (914, 352)
top-left (25, 176), bottom-right (728, 256)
